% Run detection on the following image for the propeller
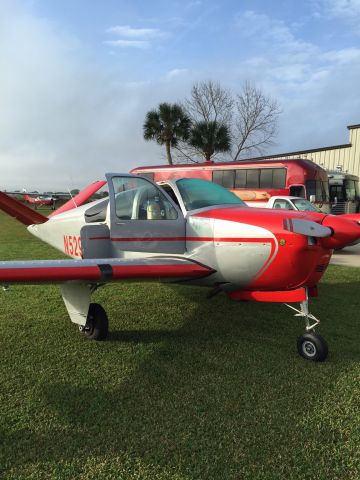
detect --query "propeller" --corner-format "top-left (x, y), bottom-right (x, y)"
top-left (283, 218), bottom-right (333, 238)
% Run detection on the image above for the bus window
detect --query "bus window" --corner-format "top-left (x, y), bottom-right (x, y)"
top-left (290, 185), bottom-right (305, 197)
top-left (246, 169), bottom-right (260, 188)
top-left (305, 180), bottom-right (329, 201)
top-left (260, 169), bottom-right (273, 188)
top-left (316, 181), bottom-right (322, 200)
top-left (213, 170), bottom-right (235, 188)
top-left (235, 170), bottom-right (246, 188)
top-left (322, 181), bottom-right (330, 201)
top-left (345, 180), bottom-right (357, 201)
top-left (330, 185), bottom-right (344, 202)
top-left (259, 168), bottom-right (286, 188)
top-left (273, 169), bottom-right (286, 188)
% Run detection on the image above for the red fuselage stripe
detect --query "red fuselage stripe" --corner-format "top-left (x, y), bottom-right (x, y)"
top-left (89, 236), bottom-right (273, 243)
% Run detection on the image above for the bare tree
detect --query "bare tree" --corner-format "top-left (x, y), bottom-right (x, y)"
top-left (232, 82), bottom-right (281, 161)
top-left (184, 80), bottom-right (234, 125)
top-left (174, 80), bottom-right (234, 163)
top-left (173, 80), bottom-right (281, 163)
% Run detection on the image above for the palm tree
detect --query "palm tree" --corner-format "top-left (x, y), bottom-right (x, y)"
top-left (189, 121), bottom-right (231, 161)
top-left (143, 103), bottom-right (191, 165)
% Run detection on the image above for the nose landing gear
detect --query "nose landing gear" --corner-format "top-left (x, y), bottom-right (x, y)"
top-left (285, 292), bottom-right (328, 362)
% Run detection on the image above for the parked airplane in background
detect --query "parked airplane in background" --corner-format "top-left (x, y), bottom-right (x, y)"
top-left (23, 193), bottom-right (55, 208)
top-left (1, 174), bottom-right (360, 362)
top-left (4, 190), bottom-right (72, 210)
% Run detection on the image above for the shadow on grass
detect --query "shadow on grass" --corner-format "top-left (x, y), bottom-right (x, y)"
top-left (2, 275), bottom-right (360, 479)
top-left (108, 329), bottom-right (192, 343)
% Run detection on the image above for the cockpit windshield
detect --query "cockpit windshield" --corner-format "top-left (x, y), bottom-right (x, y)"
top-left (175, 178), bottom-right (246, 211)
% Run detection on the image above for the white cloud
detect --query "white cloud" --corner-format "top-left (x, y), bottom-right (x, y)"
top-left (103, 39), bottom-right (150, 49)
top-left (313, 0), bottom-right (360, 32)
top-left (234, 10), bottom-right (317, 56)
top-left (107, 25), bottom-right (163, 38)
top-left (166, 68), bottom-right (189, 80)
top-left (231, 9), bottom-right (360, 153)
top-left (322, 0), bottom-right (360, 18)
top-left (104, 24), bottom-right (167, 50)
top-left (0, 4), bottom-right (170, 190)
top-left (321, 47), bottom-right (360, 64)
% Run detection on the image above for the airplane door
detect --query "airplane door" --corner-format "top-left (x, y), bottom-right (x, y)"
top-left (107, 174), bottom-right (186, 256)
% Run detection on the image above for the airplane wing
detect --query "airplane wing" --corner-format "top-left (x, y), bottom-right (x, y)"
top-left (0, 257), bottom-right (214, 285)
top-left (0, 191), bottom-right (48, 225)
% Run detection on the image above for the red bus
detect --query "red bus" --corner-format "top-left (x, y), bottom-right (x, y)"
top-left (131, 158), bottom-right (330, 212)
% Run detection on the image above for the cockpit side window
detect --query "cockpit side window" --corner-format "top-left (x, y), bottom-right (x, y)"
top-left (111, 177), bottom-right (178, 220)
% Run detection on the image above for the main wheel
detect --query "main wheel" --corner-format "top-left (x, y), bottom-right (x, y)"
top-left (83, 303), bottom-right (109, 341)
top-left (297, 332), bottom-right (328, 362)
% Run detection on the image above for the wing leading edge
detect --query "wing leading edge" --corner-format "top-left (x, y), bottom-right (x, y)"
top-left (0, 257), bottom-right (214, 284)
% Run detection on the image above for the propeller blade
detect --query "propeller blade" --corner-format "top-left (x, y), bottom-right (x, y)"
top-left (283, 218), bottom-right (332, 238)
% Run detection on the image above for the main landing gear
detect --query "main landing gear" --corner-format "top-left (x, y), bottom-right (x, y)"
top-left (79, 303), bottom-right (109, 341)
top-left (285, 295), bottom-right (328, 362)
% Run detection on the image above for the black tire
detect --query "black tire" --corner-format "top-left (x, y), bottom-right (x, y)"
top-left (297, 332), bottom-right (328, 362)
top-left (84, 303), bottom-right (109, 341)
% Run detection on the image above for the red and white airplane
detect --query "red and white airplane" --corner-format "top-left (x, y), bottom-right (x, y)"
top-left (1, 174), bottom-right (360, 362)
top-left (23, 193), bottom-right (55, 208)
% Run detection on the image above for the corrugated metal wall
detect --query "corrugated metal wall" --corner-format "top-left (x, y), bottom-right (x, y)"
top-left (263, 125), bottom-right (360, 179)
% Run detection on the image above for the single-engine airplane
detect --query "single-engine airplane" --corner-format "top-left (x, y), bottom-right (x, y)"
top-left (23, 193), bottom-right (55, 208)
top-left (5, 190), bottom-right (73, 210)
top-left (1, 174), bottom-right (360, 362)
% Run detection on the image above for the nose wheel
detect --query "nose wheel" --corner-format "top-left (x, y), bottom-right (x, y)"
top-left (285, 291), bottom-right (329, 362)
top-left (297, 332), bottom-right (328, 362)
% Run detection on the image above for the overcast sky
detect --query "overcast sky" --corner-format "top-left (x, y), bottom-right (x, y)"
top-left (1, 0), bottom-right (360, 190)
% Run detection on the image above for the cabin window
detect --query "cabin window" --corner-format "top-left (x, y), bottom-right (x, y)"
top-left (273, 199), bottom-right (294, 210)
top-left (111, 176), bottom-right (177, 220)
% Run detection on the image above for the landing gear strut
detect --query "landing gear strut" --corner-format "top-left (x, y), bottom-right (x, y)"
top-left (81, 303), bottom-right (109, 341)
top-left (285, 292), bottom-right (328, 362)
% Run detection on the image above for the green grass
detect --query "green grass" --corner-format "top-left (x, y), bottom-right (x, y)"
top-left (0, 210), bottom-right (360, 479)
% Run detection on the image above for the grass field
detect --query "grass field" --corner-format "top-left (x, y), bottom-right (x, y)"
top-left (1, 210), bottom-right (360, 479)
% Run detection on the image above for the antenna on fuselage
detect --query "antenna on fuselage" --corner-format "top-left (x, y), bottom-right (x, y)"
top-left (68, 188), bottom-right (78, 208)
